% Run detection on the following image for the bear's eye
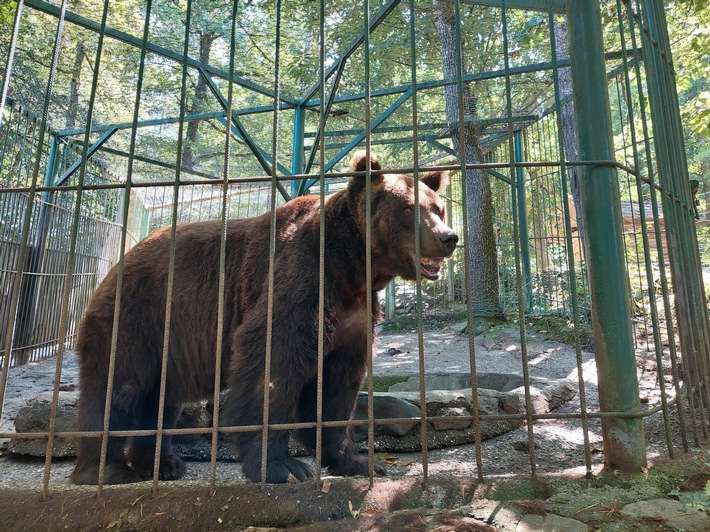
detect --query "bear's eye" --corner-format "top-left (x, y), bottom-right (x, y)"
top-left (403, 206), bottom-right (414, 216)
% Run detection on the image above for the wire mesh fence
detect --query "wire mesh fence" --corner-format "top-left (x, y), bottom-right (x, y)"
top-left (0, 98), bottom-right (124, 367)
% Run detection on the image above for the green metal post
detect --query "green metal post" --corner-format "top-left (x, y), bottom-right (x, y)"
top-left (291, 104), bottom-right (305, 197)
top-left (385, 280), bottom-right (395, 321)
top-left (446, 187), bottom-right (455, 303)
top-left (566, 0), bottom-right (646, 471)
top-left (639, 0), bottom-right (710, 411)
top-left (514, 130), bottom-right (532, 311)
top-left (141, 209), bottom-right (151, 240)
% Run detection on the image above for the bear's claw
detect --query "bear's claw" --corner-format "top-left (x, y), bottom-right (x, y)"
top-left (242, 456), bottom-right (314, 484)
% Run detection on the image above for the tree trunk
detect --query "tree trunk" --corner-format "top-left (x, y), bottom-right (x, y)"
top-left (182, 32), bottom-right (215, 171)
top-left (554, 20), bottom-right (587, 261)
top-left (433, 1), bottom-right (501, 317)
top-left (66, 42), bottom-right (85, 130)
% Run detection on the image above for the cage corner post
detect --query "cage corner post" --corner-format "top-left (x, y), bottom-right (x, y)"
top-left (566, 0), bottom-right (647, 471)
top-left (513, 129), bottom-right (532, 312)
top-left (291, 103), bottom-right (305, 197)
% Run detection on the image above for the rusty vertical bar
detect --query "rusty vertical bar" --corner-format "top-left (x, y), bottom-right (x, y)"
top-left (261, 0), bottom-right (283, 486)
top-left (638, 0), bottom-right (710, 427)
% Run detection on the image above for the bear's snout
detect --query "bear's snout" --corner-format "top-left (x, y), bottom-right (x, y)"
top-left (439, 230), bottom-right (459, 254)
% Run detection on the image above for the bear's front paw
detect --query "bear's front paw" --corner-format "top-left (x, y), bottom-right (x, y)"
top-left (70, 461), bottom-right (143, 485)
top-left (131, 453), bottom-right (186, 481)
top-left (242, 456), bottom-right (314, 484)
top-left (157, 454), bottom-right (187, 480)
top-left (327, 454), bottom-right (386, 478)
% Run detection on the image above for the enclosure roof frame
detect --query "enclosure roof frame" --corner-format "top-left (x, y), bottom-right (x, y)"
top-left (24, 0), bottom-right (297, 106)
top-left (22, 0), bottom-right (591, 198)
top-left (462, 0), bottom-right (565, 12)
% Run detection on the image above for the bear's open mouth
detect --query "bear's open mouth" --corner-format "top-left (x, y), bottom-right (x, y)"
top-left (420, 257), bottom-right (445, 279)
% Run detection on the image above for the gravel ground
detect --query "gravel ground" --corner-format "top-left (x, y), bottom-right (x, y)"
top-left (0, 322), bottom-right (680, 490)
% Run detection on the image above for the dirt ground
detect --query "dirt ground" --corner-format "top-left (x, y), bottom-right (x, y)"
top-left (1, 318), bottom-right (709, 530)
top-left (0, 450), bottom-right (709, 531)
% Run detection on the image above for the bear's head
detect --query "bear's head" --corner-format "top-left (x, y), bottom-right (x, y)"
top-left (347, 151), bottom-right (458, 282)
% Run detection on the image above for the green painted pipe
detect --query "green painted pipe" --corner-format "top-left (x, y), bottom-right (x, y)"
top-left (566, 0), bottom-right (646, 471)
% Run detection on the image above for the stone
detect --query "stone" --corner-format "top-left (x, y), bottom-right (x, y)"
top-left (9, 373), bottom-right (575, 457)
top-left (9, 391), bottom-right (79, 457)
top-left (354, 393), bottom-right (420, 441)
top-left (432, 406), bottom-right (472, 431)
top-left (516, 513), bottom-right (589, 531)
top-left (622, 498), bottom-right (709, 531)
top-left (389, 373), bottom-right (472, 392)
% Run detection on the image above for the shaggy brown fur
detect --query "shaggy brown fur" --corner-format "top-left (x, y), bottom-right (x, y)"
top-left (70, 151), bottom-right (458, 484)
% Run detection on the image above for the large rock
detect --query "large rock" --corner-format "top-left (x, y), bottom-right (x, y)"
top-left (10, 373), bottom-right (575, 458)
top-left (516, 514), bottom-right (589, 532)
top-left (353, 393), bottom-right (421, 441)
top-left (621, 498), bottom-right (709, 531)
top-left (355, 374), bottom-right (576, 452)
top-left (9, 391), bottom-right (79, 457)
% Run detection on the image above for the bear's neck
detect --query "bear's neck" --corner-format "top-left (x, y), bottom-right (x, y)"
top-left (321, 191), bottom-right (393, 294)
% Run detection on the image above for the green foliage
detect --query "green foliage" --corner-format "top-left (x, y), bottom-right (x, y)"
top-left (678, 0), bottom-right (710, 11)
top-left (668, 487), bottom-right (710, 511)
top-left (667, 453), bottom-right (710, 511)
top-left (0, 1), bottom-right (16, 26)
top-left (528, 314), bottom-right (594, 350)
top-left (363, 375), bottom-right (409, 393)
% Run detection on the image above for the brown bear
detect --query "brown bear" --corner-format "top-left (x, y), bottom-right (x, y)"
top-left (70, 151), bottom-right (458, 485)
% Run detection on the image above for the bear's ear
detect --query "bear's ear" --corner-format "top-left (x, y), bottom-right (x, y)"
top-left (350, 150), bottom-right (382, 172)
top-left (420, 171), bottom-right (449, 192)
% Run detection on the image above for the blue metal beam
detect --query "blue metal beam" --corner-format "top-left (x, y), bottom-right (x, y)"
top-left (302, 59), bottom-right (349, 179)
top-left (303, 51), bottom-right (631, 110)
top-left (92, 145), bottom-right (226, 180)
top-left (291, 105), bottom-right (306, 196)
top-left (214, 115), bottom-right (292, 179)
top-left (514, 130), bottom-right (532, 309)
top-left (306, 116), bottom-right (538, 139)
top-left (300, 0), bottom-right (402, 103)
top-left (461, 0), bottom-right (565, 13)
top-left (567, 0), bottom-right (645, 470)
top-left (55, 127), bottom-right (117, 186)
top-left (56, 111), bottom-right (229, 137)
top-left (299, 88), bottom-right (413, 194)
top-left (200, 68), bottom-right (291, 200)
top-left (54, 51), bottom-right (633, 140)
top-left (426, 139), bottom-right (457, 157)
top-left (485, 169), bottom-right (513, 185)
top-left (325, 88), bottom-right (413, 173)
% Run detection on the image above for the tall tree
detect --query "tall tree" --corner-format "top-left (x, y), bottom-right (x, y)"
top-left (181, 31), bottom-right (214, 171)
top-left (65, 40), bottom-right (85, 130)
top-left (553, 19), bottom-right (586, 258)
top-left (433, 0), bottom-right (501, 317)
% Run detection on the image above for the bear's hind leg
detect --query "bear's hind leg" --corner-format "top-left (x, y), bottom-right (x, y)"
top-left (128, 404), bottom-right (186, 481)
